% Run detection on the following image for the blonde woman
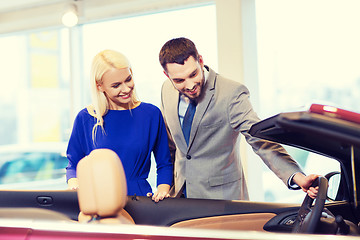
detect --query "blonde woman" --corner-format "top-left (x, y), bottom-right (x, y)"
top-left (66, 50), bottom-right (172, 202)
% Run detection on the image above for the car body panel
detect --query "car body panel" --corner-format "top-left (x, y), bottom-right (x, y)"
top-left (1, 218), bottom-right (360, 240)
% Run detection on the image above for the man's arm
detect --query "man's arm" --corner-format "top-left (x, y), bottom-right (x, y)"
top-left (227, 83), bottom-right (312, 189)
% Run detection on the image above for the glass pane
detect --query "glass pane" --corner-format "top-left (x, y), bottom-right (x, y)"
top-left (81, 4), bottom-right (218, 107)
top-left (262, 148), bottom-right (340, 203)
top-left (256, 0), bottom-right (360, 117)
top-left (0, 29), bottom-right (70, 190)
top-left (0, 35), bottom-right (26, 145)
top-left (255, 0), bottom-right (357, 202)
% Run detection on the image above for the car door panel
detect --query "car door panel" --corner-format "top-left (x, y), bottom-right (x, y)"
top-left (0, 190), bottom-right (79, 220)
top-left (124, 196), bottom-right (300, 227)
top-left (0, 190), bottom-right (355, 233)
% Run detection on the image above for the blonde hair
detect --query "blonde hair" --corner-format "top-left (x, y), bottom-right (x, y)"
top-left (88, 49), bottom-right (139, 144)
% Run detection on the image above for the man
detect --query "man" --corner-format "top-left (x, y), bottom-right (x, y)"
top-left (159, 37), bottom-right (317, 200)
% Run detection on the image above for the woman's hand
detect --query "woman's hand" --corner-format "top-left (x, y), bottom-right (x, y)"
top-left (67, 177), bottom-right (79, 190)
top-left (147, 184), bottom-right (170, 202)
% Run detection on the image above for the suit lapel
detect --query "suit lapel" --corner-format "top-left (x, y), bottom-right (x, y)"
top-left (165, 80), bottom-right (188, 152)
top-left (188, 67), bottom-right (216, 149)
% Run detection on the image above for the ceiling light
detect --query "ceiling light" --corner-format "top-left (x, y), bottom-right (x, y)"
top-left (62, 3), bottom-right (79, 27)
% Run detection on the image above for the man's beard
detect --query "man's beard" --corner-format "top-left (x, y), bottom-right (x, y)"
top-left (187, 72), bottom-right (205, 101)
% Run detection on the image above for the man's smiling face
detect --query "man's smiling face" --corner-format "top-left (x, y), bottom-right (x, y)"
top-left (165, 55), bottom-right (205, 100)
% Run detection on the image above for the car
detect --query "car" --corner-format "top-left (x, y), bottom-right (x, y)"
top-left (0, 142), bottom-right (68, 190)
top-left (0, 104), bottom-right (360, 239)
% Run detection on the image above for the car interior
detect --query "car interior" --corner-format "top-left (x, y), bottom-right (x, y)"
top-left (1, 107), bottom-right (360, 237)
top-left (0, 154), bottom-right (356, 235)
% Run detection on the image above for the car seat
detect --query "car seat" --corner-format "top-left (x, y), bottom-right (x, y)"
top-left (76, 148), bottom-right (134, 224)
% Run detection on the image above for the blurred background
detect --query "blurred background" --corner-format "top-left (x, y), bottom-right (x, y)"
top-left (0, 0), bottom-right (356, 202)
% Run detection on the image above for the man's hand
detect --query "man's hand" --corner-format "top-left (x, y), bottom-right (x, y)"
top-left (147, 184), bottom-right (170, 202)
top-left (293, 173), bottom-right (320, 199)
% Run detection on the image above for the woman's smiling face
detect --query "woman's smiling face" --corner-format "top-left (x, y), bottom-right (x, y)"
top-left (97, 67), bottom-right (134, 110)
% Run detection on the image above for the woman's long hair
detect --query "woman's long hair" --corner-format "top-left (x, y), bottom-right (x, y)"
top-left (88, 49), bottom-right (139, 145)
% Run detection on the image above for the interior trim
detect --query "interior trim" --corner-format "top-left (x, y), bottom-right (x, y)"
top-left (170, 213), bottom-right (276, 231)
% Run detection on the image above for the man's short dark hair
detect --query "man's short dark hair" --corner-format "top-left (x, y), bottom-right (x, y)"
top-left (159, 37), bottom-right (200, 72)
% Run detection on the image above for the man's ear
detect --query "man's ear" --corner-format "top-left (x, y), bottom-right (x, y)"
top-left (198, 55), bottom-right (204, 67)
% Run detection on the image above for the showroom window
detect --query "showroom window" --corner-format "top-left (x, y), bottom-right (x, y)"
top-left (80, 4), bottom-right (217, 190)
top-left (0, 4), bottom-right (217, 191)
top-left (254, 0), bottom-right (359, 202)
top-left (0, 1), bottom-right (348, 202)
top-left (256, 0), bottom-right (360, 118)
top-left (0, 30), bottom-right (70, 145)
top-left (81, 4), bottom-right (218, 108)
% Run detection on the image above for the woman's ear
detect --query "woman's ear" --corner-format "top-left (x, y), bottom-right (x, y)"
top-left (96, 82), bottom-right (103, 92)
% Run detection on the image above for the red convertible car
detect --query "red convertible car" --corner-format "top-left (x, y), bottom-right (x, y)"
top-left (0, 104), bottom-right (360, 239)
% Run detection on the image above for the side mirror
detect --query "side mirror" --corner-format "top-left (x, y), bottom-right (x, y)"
top-left (324, 171), bottom-right (341, 201)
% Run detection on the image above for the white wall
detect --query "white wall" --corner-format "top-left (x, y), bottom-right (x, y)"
top-left (215, 0), bottom-right (263, 201)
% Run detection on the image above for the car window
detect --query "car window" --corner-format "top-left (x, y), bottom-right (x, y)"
top-left (306, 152), bottom-right (341, 198)
top-left (263, 147), bottom-right (341, 203)
top-left (304, 152), bottom-right (340, 176)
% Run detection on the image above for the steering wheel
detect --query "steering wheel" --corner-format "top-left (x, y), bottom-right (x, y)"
top-left (292, 176), bottom-right (328, 233)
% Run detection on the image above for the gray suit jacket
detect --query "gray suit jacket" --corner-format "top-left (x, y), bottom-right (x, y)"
top-left (161, 66), bottom-right (303, 200)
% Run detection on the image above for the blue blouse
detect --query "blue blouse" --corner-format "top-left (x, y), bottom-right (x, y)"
top-left (66, 102), bottom-right (173, 196)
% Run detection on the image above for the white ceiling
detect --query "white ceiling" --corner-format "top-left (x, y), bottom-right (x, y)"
top-left (0, 0), bottom-right (64, 13)
top-left (0, 0), bottom-right (213, 35)
top-left (0, 0), bottom-right (211, 13)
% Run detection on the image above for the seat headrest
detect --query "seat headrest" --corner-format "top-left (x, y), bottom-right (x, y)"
top-left (77, 149), bottom-right (127, 217)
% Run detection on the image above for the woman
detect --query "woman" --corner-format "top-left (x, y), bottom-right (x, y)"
top-left (66, 49), bottom-right (172, 202)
